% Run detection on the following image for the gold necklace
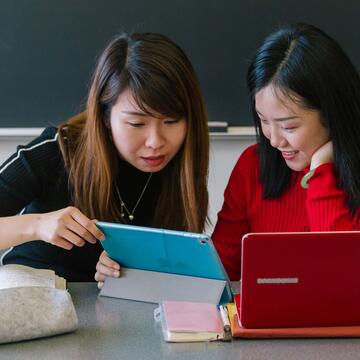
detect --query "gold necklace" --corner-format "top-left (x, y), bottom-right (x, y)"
top-left (115, 173), bottom-right (153, 221)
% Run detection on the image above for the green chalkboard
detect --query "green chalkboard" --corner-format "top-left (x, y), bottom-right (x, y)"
top-left (0, 0), bottom-right (359, 127)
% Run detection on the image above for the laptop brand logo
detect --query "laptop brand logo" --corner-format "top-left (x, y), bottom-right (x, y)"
top-left (257, 277), bottom-right (299, 284)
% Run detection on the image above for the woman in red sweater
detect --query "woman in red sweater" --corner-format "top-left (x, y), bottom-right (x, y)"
top-left (212, 23), bottom-right (360, 280)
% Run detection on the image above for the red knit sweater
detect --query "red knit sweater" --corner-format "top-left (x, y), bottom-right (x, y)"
top-left (212, 144), bottom-right (360, 280)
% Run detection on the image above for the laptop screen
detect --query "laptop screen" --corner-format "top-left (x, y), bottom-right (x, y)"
top-left (239, 231), bottom-right (360, 328)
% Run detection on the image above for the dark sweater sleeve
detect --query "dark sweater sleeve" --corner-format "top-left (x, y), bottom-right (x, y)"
top-left (0, 127), bottom-right (61, 216)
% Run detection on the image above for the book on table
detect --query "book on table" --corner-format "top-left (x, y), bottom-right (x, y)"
top-left (155, 300), bottom-right (227, 342)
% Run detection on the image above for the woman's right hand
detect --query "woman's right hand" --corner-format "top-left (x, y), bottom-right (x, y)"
top-left (310, 140), bottom-right (334, 170)
top-left (95, 250), bottom-right (120, 289)
top-left (36, 206), bottom-right (105, 250)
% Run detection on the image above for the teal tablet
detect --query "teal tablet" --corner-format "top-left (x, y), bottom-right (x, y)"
top-left (96, 221), bottom-right (232, 304)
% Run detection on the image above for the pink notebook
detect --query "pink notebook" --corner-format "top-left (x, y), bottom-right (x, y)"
top-left (160, 301), bottom-right (224, 342)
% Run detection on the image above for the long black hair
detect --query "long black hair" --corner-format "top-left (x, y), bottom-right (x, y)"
top-left (247, 23), bottom-right (360, 216)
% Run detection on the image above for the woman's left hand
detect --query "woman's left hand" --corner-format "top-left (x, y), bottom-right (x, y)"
top-left (94, 250), bottom-right (121, 289)
top-left (310, 140), bottom-right (334, 170)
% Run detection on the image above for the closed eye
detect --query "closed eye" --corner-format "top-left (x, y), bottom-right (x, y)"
top-left (282, 126), bottom-right (297, 132)
top-left (127, 122), bottom-right (145, 128)
top-left (164, 119), bottom-right (180, 124)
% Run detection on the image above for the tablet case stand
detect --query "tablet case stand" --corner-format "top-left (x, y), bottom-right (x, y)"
top-left (99, 268), bottom-right (229, 305)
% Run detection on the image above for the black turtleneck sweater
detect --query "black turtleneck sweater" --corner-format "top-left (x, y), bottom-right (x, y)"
top-left (0, 127), bottom-right (161, 281)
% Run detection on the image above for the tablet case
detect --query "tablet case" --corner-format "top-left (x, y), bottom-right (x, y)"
top-left (97, 221), bottom-right (232, 304)
top-left (100, 268), bottom-right (227, 304)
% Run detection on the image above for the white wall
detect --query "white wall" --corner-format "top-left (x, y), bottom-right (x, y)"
top-left (0, 128), bottom-right (256, 234)
top-left (208, 134), bottom-right (255, 233)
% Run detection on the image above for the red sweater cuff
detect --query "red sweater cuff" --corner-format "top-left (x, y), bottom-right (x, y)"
top-left (307, 163), bottom-right (337, 195)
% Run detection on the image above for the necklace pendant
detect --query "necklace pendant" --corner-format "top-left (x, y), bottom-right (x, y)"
top-left (116, 172), bottom-right (152, 223)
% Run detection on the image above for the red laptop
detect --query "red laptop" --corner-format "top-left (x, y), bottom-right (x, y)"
top-left (238, 231), bottom-right (360, 329)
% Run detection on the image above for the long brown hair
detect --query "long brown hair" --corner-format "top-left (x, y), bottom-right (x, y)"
top-left (58, 33), bottom-right (209, 232)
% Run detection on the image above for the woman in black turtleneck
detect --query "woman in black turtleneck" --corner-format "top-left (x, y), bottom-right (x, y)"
top-left (0, 33), bottom-right (209, 286)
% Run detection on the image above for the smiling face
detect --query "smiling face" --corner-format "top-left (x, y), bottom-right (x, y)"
top-left (109, 88), bottom-right (188, 173)
top-left (255, 85), bottom-right (330, 171)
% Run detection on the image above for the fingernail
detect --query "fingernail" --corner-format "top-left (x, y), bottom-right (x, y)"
top-left (99, 234), bottom-right (105, 241)
top-left (113, 264), bottom-right (120, 270)
top-left (113, 270), bottom-right (120, 277)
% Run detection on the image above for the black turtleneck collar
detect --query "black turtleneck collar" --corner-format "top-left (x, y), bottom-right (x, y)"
top-left (115, 158), bottom-right (162, 227)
